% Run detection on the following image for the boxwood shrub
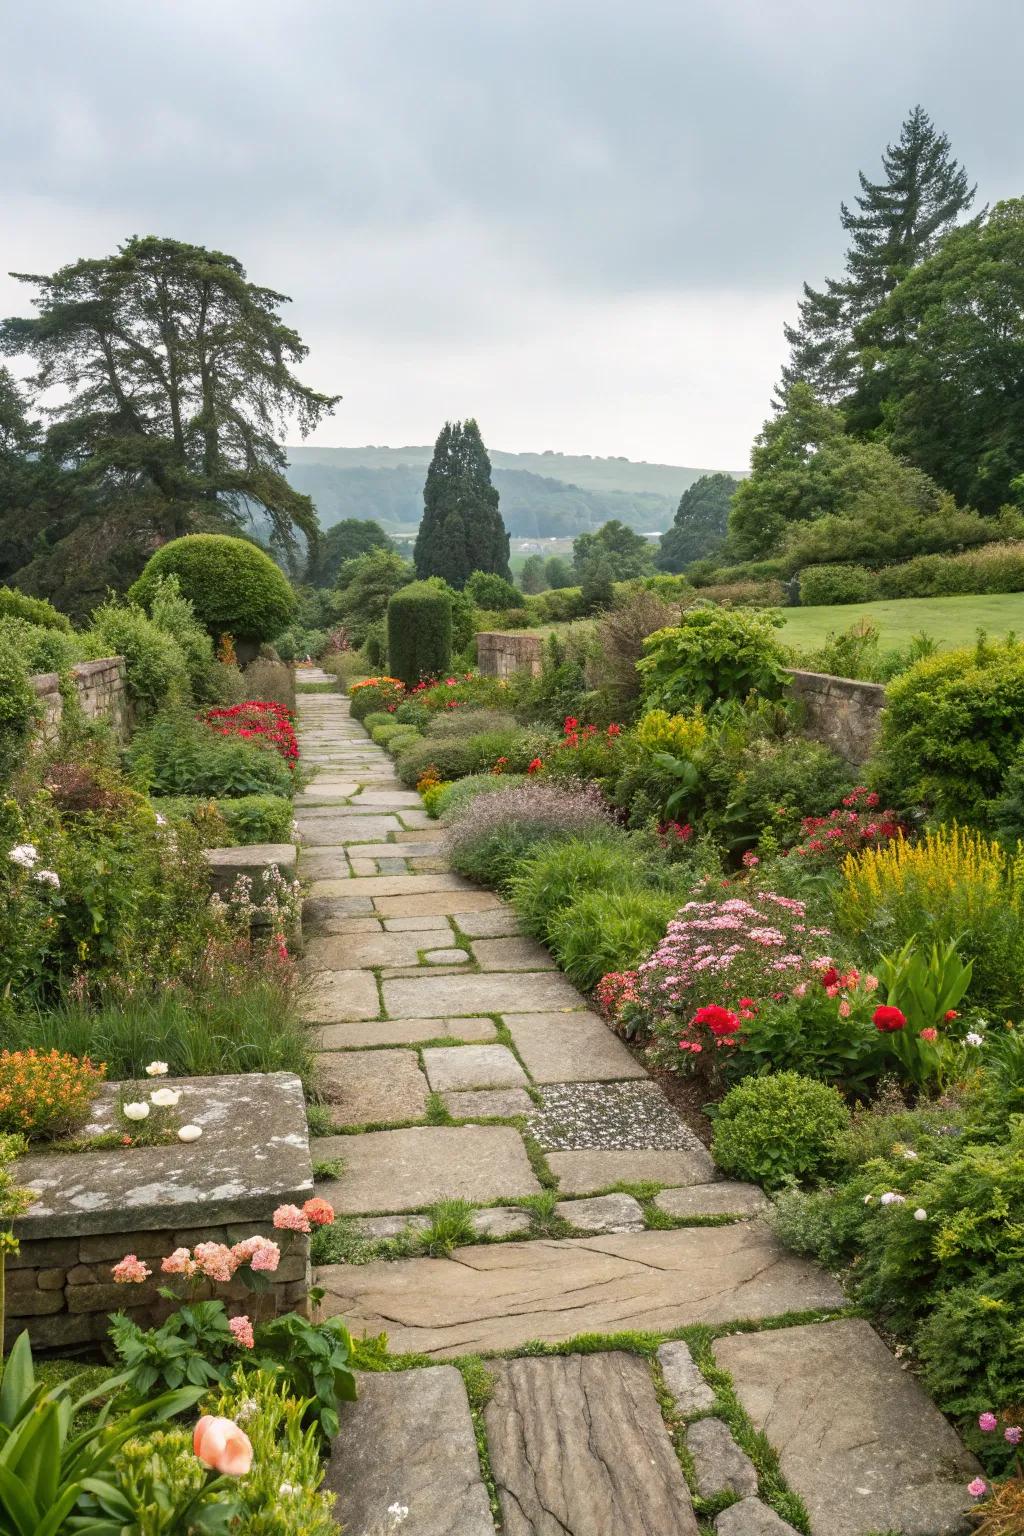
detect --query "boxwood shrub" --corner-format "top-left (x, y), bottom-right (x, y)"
top-left (387, 581), bottom-right (453, 687)
top-left (711, 1072), bottom-right (850, 1187)
top-left (130, 534), bottom-right (297, 643)
top-left (0, 635), bottom-right (38, 783)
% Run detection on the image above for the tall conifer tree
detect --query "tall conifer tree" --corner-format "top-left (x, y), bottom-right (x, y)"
top-left (414, 419), bottom-right (510, 588)
top-left (780, 106), bottom-right (975, 403)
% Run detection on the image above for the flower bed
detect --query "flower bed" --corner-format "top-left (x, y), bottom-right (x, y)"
top-left (202, 701), bottom-right (299, 768)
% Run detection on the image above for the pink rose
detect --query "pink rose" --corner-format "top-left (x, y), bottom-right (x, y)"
top-left (193, 1415), bottom-right (254, 1477)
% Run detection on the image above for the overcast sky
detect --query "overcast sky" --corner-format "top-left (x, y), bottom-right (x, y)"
top-left (1, 0), bottom-right (1020, 467)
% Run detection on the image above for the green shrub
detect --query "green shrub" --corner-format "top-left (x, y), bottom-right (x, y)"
top-left (637, 607), bottom-right (791, 714)
top-left (713, 735), bottom-right (854, 849)
top-left (799, 564), bottom-right (877, 605)
top-left (85, 599), bottom-right (191, 712)
top-left (0, 636), bottom-right (37, 783)
top-left (348, 676), bottom-right (405, 720)
top-left (394, 698), bottom-right (430, 727)
top-left (0, 616), bottom-right (84, 675)
top-left (874, 636), bottom-right (1024, 821)
top-left (394, 729), bottom-right (525, 787)
top-left (128, 708), bottom-right (294, 798)
top-left (546, 887), bottom-right (680, 989)
top-left (242, 656), bottom-right (296, 713)
top-left (426, 708), bottom-right (520, 740)
top-left (877, 541), bottom-right (1024, 600)
top-left (445, 783), bottom-right (617, 896)
top-left (509, 829), bottom-right (638, 943)
top-left (526, 587), bottom-right (586, 623)
top-left (387, 580), bottom-right (453, 686)
top-left (465, 570), bottom-right (522, 610)
top-left (322, 651), bottom-right (368, 692)
top-left (0, 587), bottom-right (72, 631)
top-left (131, 534), bottom-right (297, 643)
top-left (711, 1072), bottom-right (850, 1187)
top-left (153, 794), bottom-right (293, 845)
top-left (371, 721), bottom-right (421, 749)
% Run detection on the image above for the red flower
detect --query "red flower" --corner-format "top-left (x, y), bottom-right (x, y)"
top-left (527, 758), bottom-right (543, 775)
top-left (693, 1005), bottom-right (740, 1037)
top-left (820, 966), bottom-right (841, 990)
top-left (920, 1027), bottom-right (938, 1043)
top-left (607, 723), bottom-right (621, 737)
top-left (873, 1005), bottom-right (907, 1033)
top-left (739, 998), bottom-right (757, 1012)
top-left (944, 1010), bottom-right (959, 1021)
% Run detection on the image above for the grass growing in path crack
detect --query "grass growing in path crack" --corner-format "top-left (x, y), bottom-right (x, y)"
top-left (413, 1198), bottom-right (477, 1256)
top-left (518, 1190), bottom-right (573, 1239)
top-left (520, 1129), bottom-right (559, 1189)
top-left (425, 1090), bottom-right (455, 1125)
top-left (457, 1356), bottom-right (501, 1523)
top-left (312, 1156), bottom-right (344, 1180)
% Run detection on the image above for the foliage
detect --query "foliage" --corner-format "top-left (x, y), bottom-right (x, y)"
top-left (874, 637), bottom-right (1024, 823)
top-left (589, 590), bottom-right (676, 713)
top-left (546, 886), bottom-right (682, 990)
top-left (394, 727), bottom-right (542, 788)
top-left (142, 574), bottom-right (234, 707)
top-left (387, 580), bottom-right (453, 686)
top-left (658, 473), bottom-right (738, 572)
top-left (0, 1330), bottom-right (203, 1536)
top-left (85, 598), bottom-right (191, 713)
top-left (414, 418), bottom-right (510, 587)
top-left (634, 708), bottom-right (708, 757)
top-left (711, 734), bottom-right (854, 851)
top-left (637, 608), bottom-right (791, 714)
top-left (732, 979), bottom-right (886, 1099)
top-left (543, 555), bottom-right (575, 590)
top-left (0, 637), bottom-right (37, 785)
top-left (573, 520), bottom-right (654, 581)
top-left (876, 540), bottom-right (1024, 600)
top-left (128, 708), bottom-right (294, 798)
top-left (798, 563), bottom-right (876, 605)
top-left (430, 771), bottom-right (526, 820)
top-left (0, 1048), bottom-right (104, 1140)
top-left (519, 554), bottom-right (548, 593)
top-left (578, 554), bottom-right (615, 613)
top-left (242, 657), bottom-right (296, 714)
top-left (443, 780), bottom-right (614, 893)
top-left (508, 828), bottom-right (656, 946)
top-left (305, 517), bottom-right (392, 587)
top-left (0, 587), bottom-right (72, 633)
top-left (465, 569), bottom-right (521, 610)
top-left (0, 617), bottom-right (82, 679)
top-left (153, 794), bottom-right (293, 846)
top-left (334, 546), bottom-right (414, 647)
top-left (347, 675), bottom-right (405, 720)
top-left (131, 535), bottom-right (297, 645)
top-left (1, 235), bottom-right (338, 563)
top-left (711, 1072), bottom-right (850, 1186)
top-left (201, 701), bottom-right (299, 769)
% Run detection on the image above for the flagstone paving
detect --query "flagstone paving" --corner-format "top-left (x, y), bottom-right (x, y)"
top-left (295, 677), bottom-right (977, 1536)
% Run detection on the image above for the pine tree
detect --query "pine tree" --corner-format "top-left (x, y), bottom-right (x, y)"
top-left (780, 106), bottom-right (976, 403)
top-left (414, 419), bottom-right (510, 589)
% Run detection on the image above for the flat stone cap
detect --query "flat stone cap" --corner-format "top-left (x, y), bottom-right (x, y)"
top-left (14, 1072), bottom-right (312, 1238)
top-left (204, 843), bottom-right (297, 895)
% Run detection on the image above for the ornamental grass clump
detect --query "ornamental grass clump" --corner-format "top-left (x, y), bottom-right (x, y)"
top-left (0, 1048), bottom-right (105, 1139)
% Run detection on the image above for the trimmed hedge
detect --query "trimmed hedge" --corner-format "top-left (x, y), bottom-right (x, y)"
top-left (387, 581), bottom-right (452, 686)
top-left (799, 564), bottom-right (876, 606)
top-left (877, 542), bottom-right (1024, 599)
top-left (130, 535), bottom-right (297, 642)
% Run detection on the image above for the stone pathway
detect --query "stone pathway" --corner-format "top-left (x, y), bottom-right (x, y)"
top-left (294, 674), bottom-right (978, 1536)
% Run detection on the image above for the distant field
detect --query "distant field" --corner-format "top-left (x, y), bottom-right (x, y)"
top-left (779, 592), bottom-right (1024, 651)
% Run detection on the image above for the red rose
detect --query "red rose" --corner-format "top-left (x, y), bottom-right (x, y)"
top-left (693, 1005), bottom-right (740, 1037)
top-left (873, 1005), bottom-right (907, 1033)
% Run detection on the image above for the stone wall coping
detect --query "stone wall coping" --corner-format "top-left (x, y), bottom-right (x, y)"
top-left (786, 666), bottom-right (887, 702)
top-left (13, 1071), bottom-right (312, 1239)
top-left (205, 843), bottom-right (297, 871)
top-left (29, 672), bottom-right (61, 695)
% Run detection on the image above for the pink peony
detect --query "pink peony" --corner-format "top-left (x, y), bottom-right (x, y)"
top-left (229, 1314), bottom-right (255, 1349)
top-left (273, 1203), bottom-right (311, 1234)
top-left (967, 1478), bottom-right (987, 1498)
top-left (112, 1254), bottom-right (152, 1284)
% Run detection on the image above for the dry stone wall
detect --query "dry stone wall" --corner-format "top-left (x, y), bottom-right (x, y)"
top-left (476, 631), bottom-right (543, 678)
top-left (786, 668), bottom-right (886, 764)
top-left (30, 657), bottom-right (130, 745)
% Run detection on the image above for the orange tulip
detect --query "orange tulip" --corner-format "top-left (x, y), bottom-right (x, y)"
top-left (193, 1415), bottom-right (254, 1476)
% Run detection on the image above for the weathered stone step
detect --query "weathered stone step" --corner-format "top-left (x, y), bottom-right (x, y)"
top-left (316, 1224), bottom-right (845, 1355)
top-left (714, 1319), bottom-right (979, 1536)
top-left (314, 1124), bottom-right (543, 1213)
top-left (325, 1365), bottom-right (494, 1534)
top-left (485, 1352), bottom-right (697, 1535)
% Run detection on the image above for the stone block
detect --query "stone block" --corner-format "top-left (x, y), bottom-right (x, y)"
top-left (503, 1010), bottom-right (647, 1082)
top-left (657, 1340), bottom-right (716, 1415)
top-left (686, 1417), bottom-right (759, 1498)
top-left (554, 1193), bottom-right (645, 1233)
top-left (315, 1048), bottom-right (428, 1126)
top-left (548, 1147), bottom-right (715, 1194)
top-left (204, 843), bottom-right (297, 898)
top-left (422, 1045), bottom-right (528, 1092)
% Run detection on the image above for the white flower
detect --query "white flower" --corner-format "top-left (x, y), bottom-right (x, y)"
top-left (123, 1102), bottom-right (150, 1122)
top-left (8, 843), bottom-right (38, 869)
top-left (145, 1061), bottom-right (168, 1077)
top-left (901, 1149), bottom-right (918, 1161)
top-left (178, 1124), bottom-right (203, 1142)
top-left (279, 1482), bottom-right (298, 1495)
top-left (235, 1398), bottom-right (260, 1423)
top-left (387, 1506), bottom-right (410, 1527)
top-left (879, 1191), bottom-right (906, 1206)
top-left (965, 1031), bottom-right (984, 1047)
top-left (914, 1208), bottom-right (928, 1221)
top-left (33, 869), bottom-right (60, 889)
top-left (149, 1088), bottom-right (181, 1108)
top-left (155, 813), bottom-right (167, 827)
top-left (863, 1194), bottom-right (874, 1204)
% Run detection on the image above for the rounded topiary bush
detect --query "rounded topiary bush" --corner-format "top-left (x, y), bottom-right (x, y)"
top-left (130, 535), bottom-right (297, 643)
top-left (387, 581), bottom-right (453, 687)
top-left (711, 1072), bottom-right (850, 1188)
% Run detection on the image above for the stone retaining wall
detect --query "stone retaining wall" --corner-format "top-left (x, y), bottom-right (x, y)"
top-left (476, 631), bottom-right (543, 678)
top-left (9, 1072), bottom-right (314, 1351)
top-left (30, 657), bottom-right (130, 746)
top-left (787, 668), bottom-right (886, 763)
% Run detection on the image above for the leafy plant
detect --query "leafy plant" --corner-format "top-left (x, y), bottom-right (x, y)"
top-left (130, 534), bottom-right (297, 644)
top-left (636, 608), bottom-right (791, 715)
top-left (711, 1072), bottom-right (851, 1187)
top-left (0, 1049), bottom-right (105, 1140)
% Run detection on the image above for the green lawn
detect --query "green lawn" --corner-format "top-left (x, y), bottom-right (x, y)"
top-left (780, 592), bottom-right (1024, 651)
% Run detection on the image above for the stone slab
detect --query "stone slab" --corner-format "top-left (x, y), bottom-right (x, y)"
top-left (373, 890), bottom-right (504, 916)
top-left (316, 1017), bottom-right (498, 1048)
top-left (715, 1500), bottom-right (801, 1536)
top-left (657, 1340), bottom-right (716, 1415)
top-left (484, 1353), bottom-right (698, 1536)
top-left (313, 1126), bottom-right (542, 1214)
top-left (471, 936), bottom-right (556, 970)
top-left (14, 1073), bottom-right (312, 1239)
top-left (315, 1049), bottom-right (427, 1126)
top-left (332, 872), bottom-right (469, 897)
top-left (324, 1366), bottom-right (493, 1535)
top-left (553, 1193), bottom-right (644, 1232)
top-left (295, 850), bottom-right (350, 879)
top-left (383, 915), bottom-right (452, 932)
top-left (384, 972), bottom-right (582, 1017)
top-left (316, 1224), bottom-right (846, 1355)
top-left (503, 1011), bottom-right (648, 1083)
top-left (347, 789), bottom-right (424, 806)
top-left (422, 1045), bottom-right (528, 1092)
top-left (353, 1214), bottom-right (430, 1240)
top-left (300, 969), bottom-right (380, 1023)
top-left (297, 815), bottom-right (401, 844)
top-left (528, 1079), bottom-right (700, 1151)
top-left (472, 1206), bottom-right (532, 1238)
top-left (422, 947), bottom-right (470, 964)
top-left (304, 932), bottom-right (427, 969)
top-left (548, 1147), bottom-right (715, 1194)
top-left (204, 843), bottom-right (296, 898)
top-left (453, 908), bottom-right (523, 938)
top-left (655, 1182), bottom-right (769, 1219)
top-left (713, 1319), bottom-right (979, 1536)
top-left (686, 1417), bottom-right (759, 1499)
top-left (443, 1088), bottom-right (534, 1119)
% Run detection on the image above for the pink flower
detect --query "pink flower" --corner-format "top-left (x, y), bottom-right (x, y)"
top-left (863, 974), bottom-right (879, 992)
top-left (303, 1197), bottom-right (335, 1226)
top-left (229, 1314), bottom-right (255, 1349)
top-left (112, 1254), bottom-right (151, 1284)
top-left (273, 1203), bottom-right (311, 1234)
top-left (979, 1413), bottom-right (998, 1432)
top-left (249, 1238), bottom-right (280, 1273)
top-left (193, 1242), bottom-right (237, 1284)
top-left (161, 1247), bottom-right (197, 1278)
top-left (193, 1415), bottom-right (254, 1477)
top-left (967, 1478), bottom-right (987, 1498)
top-left (920, 1027), bottom-right (938, 1044)
top-left (838, 1000), bottom-right (851, 1018)
top-left (1005, 1426), bottom-right (1022, 1445)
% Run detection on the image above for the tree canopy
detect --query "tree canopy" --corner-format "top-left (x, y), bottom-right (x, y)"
top-left (305, 518), bottom-right (393, 587)
top-left (572, 519), bottom-right (654, 581)
top-left (414, 419), bottom-right (510, 588)
top-left (657, 472), bottom-right (738, 572)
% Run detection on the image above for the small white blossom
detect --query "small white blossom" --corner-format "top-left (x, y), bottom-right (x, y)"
top-left (235, 1398), bottom-right (260, 1423)
top-left (279, 1482), bottom-right (298, 1495)
top-left (387, 1505), bottom-right (410, 1527)
top-left (914, 1208), bottom-right (928, 1221)
top-left (8, 843), bottom-right (38, 869)
top-left (901, 1149), bottom-right (918, 1161)
top-left (33, 869), bottom-right (60, 888)
top-left (965, 1031), bottom-right (984, 1047)
top-left (879, 1191), bottom-right (906, 1206)
top-left (145, 1061), bottom-right (168, 1077)
top-left (863, 1194), bottom-right (874, 1204)
top-left (155, 813), bottom-right (167, 827)
top-left (177, 1124), bottom-right (203, 1142)
top-left (149, 1088), bottom-right (181, 1108)
top-left (123, 1102), bottom-right (150, 1122)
